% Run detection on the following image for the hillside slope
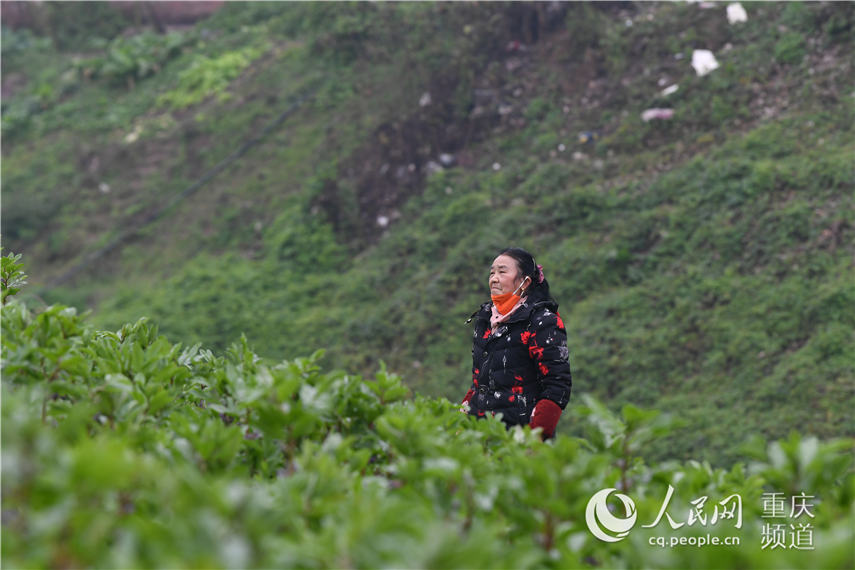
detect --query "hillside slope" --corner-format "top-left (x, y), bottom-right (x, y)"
top-left (3, 2), bottom-right (854, 465)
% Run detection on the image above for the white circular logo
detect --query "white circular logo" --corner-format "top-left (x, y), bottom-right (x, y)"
top-left (585, 488), bottom-right (638, 542)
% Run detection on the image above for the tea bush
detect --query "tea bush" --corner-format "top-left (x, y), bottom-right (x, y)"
top-left (3, 253), bottom-right (853, 568)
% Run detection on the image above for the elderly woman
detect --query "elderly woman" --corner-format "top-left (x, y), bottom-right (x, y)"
top-left (461, 247), bottom-right (572, 439)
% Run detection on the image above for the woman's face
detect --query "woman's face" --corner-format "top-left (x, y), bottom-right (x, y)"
top-left (489, 254), bottom-right (527, 295)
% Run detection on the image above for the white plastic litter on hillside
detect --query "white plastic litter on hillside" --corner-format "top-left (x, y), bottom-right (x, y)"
top-left (727, 3), bottom-right (748, 24)
top-left (692, 49), bottom-right (720, 76)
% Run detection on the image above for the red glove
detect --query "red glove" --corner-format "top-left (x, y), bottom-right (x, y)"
top-left (529, 399), bottom-right (562, 439)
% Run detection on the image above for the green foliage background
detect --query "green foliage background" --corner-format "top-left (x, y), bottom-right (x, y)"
top-left (2, 264), bottom-right (853, 568)
top-left (2, 0), bottom-right (854, 518)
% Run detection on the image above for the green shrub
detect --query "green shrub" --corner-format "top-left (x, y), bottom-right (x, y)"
top-left (157, 45), bottom-right (266, 109)
top-left (75, 31), bottom-right (192, 87)
top-left (0, 25), bottom-right (53, 56)
top-left (779, 2), bottom-right (814, 33)
top-left (1, 249), bottom-right (28, 305)
top-left (774, 32), bottom-right (807, 65)
top-left (2, 255), bottom-right (853, 569)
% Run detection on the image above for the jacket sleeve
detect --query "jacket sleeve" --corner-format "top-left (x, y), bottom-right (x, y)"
top-left (529, 308), bottom-right (572, 408)
top-left (468, 314), bottom-right (487, 397)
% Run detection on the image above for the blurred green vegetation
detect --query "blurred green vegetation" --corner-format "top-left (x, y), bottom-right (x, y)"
top-left (75, 31), bottom-right (193, 88)
top-left (2, 275), bottom-right (853, 568)
top-left (2, 2), bottom-right (854, 470)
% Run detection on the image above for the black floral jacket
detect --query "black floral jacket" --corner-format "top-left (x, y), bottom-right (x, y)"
top-left (467, 298), bottom-right (572, 426)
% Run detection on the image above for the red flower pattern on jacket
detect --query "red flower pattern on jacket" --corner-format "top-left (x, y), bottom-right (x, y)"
top-left (464, 302), bottom-right (571, 428)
